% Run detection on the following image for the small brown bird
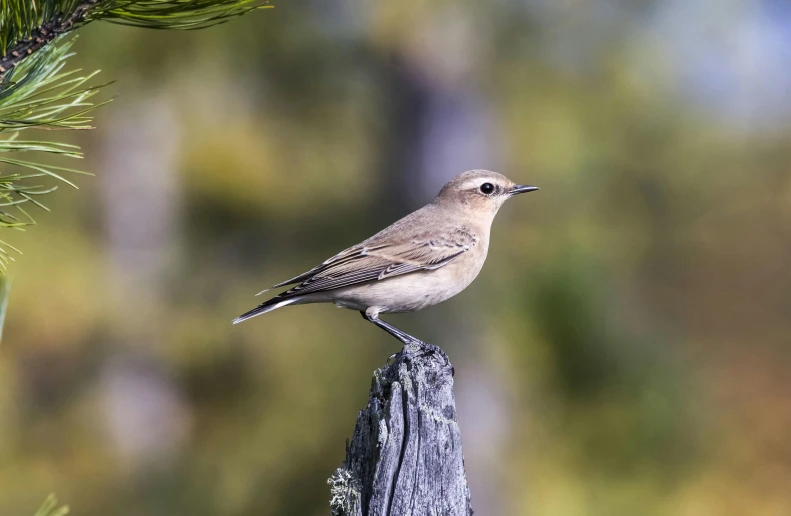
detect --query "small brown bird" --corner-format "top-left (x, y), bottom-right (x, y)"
top-left (233, 170), bottom-right (538, 351)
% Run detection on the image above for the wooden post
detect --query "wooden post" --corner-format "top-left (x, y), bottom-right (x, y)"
top-left (329, 347), bottom-right (472, 516)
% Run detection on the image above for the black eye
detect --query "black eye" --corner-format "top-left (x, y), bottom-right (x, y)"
top-left (480, 182), bottom-right (495, 195)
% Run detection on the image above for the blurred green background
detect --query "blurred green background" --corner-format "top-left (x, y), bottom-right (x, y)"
top-left (2, 1), bottom-right (791, 515)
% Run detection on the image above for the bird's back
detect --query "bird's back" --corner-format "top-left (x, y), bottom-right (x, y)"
top-left (362, 201), bottom-right (488, 249)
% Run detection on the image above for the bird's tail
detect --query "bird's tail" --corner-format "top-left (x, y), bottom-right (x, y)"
top-left (232, 296), bottom-right (300, 324)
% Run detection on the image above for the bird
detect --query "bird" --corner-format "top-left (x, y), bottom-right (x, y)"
top-left (233, 170), bottom-right (538, 354)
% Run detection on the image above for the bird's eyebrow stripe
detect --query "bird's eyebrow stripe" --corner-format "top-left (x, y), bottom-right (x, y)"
top-left (459, 178), bottom-right (501, 191)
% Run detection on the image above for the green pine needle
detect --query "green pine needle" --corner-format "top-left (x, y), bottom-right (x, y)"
top-left (0, 273), bottom-right (9, 342)
top-left (0, 35), bottom-right (104, 268)
top-left (33, 494), bottom-right (70, 516)
top-left (93, 0), bottom-right (272, 30)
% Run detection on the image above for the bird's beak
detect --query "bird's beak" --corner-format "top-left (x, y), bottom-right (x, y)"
top-left (508, 185), bottom-right (539, 196)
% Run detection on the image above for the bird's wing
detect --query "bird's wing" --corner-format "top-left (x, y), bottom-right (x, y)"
top-left (256, 243), bottom-right (387, 294)
top-left (270, 226), bottom-right (478, 298)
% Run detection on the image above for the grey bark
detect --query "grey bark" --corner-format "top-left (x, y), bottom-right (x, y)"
top-left (329, 347), bottom-right (472, 516)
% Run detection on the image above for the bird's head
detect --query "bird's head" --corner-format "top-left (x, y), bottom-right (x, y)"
top-left (434, 170), bottom-right (539, 219)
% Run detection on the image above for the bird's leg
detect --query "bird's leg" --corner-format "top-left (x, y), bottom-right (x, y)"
top-left (361, 311), bottom-right (420, 345)
top-left (360, 311), bottom-right (448, 362)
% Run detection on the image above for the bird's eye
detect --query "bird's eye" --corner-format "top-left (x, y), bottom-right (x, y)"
top-left (480, 182), bottom-right (495, 195)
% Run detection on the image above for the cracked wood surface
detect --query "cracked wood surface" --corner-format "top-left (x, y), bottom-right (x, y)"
top-left (329, 348), bottom-right (472, 516)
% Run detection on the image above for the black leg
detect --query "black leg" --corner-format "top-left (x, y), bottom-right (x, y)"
top-left (360, 311), bottom-right (449, 362)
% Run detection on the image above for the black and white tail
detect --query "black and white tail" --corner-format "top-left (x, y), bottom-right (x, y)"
top-left (232, 296), bottom-right (300, 324)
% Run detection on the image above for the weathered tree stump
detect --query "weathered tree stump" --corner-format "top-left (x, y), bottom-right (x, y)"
top-left (328, 346), bottom-right (472, 516)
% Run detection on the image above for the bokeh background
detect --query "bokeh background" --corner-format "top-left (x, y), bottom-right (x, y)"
top-left (2, 0), bottom-right (791, 514)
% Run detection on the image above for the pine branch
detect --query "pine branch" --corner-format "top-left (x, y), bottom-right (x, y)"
top-left (1, 0), bottom-right (271, 79)
top-left (0, 2), bottom-right (268, 348)
top-left (0, 0), bottom-right (269, 271)
top-left (0, 1), bottom-right (101, 76)
top-left (0, 35), bottom-right (104, 270)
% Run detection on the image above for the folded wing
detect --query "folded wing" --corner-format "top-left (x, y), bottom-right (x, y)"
top-left (268, 225), bottom-right (478, 298)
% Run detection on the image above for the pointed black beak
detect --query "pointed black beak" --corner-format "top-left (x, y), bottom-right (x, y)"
top-left (509, 184), bottom-right (539, 196)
